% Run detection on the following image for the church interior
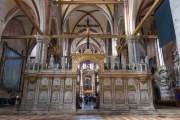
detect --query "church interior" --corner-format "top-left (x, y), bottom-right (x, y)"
top-left (0, 0), bottom-right (180, 119)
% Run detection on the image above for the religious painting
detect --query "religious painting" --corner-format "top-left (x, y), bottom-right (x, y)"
top-left (142, 65), bottom-right (145, 71)
top-left (84, 76), bottom-right (92, 91)
top-left (137, 65), bottom-right (142, 71)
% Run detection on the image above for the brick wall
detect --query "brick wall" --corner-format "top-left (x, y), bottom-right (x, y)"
top-left (0, 0), bottom-right (8, 37)
top-left (0, 18), bottom-right (27, 98)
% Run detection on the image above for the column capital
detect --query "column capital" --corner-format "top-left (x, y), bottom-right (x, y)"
top-left (35, 35), bottom-right (51, 44)
top-left (126, 35), bottom-right (140, 43)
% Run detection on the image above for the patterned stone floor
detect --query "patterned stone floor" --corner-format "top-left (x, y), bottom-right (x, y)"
top-left (0, 115), bottom-right (180, 120)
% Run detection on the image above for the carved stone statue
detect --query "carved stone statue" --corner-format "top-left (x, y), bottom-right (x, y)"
top-left (72, 40), bottom-right (76, 53)
top-left (156, 66), bottom-right (174, 100)
top-left (27, 56), bottom-right (32, 63)
top-left (100, 40), bottom-right (104, 53)
top-left (110, 56), bottom-right (114, 70)
top-left (145, 56), bottom-right (149, 69)
top-left (172, 51), bottom-right (180, 87)
top-left (49, 55), bottom-right (54, 69)
top-left (61, 57), bottom-right (66, 70)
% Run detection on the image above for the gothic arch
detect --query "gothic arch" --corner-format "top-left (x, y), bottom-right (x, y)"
top-left (72, 54), bottom-right (105, 72)
top-left (63, 4), bottom-right (113, 33)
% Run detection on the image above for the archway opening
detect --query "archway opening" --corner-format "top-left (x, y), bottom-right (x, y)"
top-left (77, 60), bottom-right (100, 111)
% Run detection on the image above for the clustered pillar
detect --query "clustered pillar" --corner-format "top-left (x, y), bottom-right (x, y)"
top-left (35, 35), bottom-right (51, 65)
top-left (127, 35), bottom-right (140, 69)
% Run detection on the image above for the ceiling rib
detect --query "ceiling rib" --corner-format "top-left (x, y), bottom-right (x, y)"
top-left (14, 0), bottom-right (43, 35)
top-left (133, 0), bottom-right (162, 35)
top-left (1, 35), bottom-right (158, 39)
top-left (71, 10), bottom-right (100, 33)
top-left (53, 1), bottom-right (124, 5)
top-left (75, 10), bottom-right (103, 32)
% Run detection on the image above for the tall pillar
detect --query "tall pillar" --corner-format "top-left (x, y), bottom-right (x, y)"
top-left (80, 70), bottom-right (83, 94)
top-left (169, 0), bottom-right (180, 56)
top-left (41, 36), bottom-right (51, 64)
top-left (35, 35), bottom-right (51, 64)
top-left (35, 35), bottom-right (43, 63)
top-left (127, 35), bottom-right (140, 68)
top-left (92, 72), bottom-right (95, 95)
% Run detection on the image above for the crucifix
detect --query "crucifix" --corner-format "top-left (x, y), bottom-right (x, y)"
top-left (77, 18), bottom-right (99, 49)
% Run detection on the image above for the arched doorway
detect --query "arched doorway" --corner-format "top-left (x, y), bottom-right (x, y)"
top-left (76, 60), bottom-right (100, 110)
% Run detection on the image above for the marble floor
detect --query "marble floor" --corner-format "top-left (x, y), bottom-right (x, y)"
top-left (0, 104), bottom-right (180, 120)
top-left (81, 101), bottom-right (96, 110)
top-left (0, 115), bottom-right (180, 120)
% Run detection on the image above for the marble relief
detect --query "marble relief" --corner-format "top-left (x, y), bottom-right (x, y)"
top-left (64, 91), bottom-right (72, 103)
top-left (52, 91), bottom-right (59, 102)
top-left (65, 78), bottom-right (72, 89)
top-left (104, 78), bottom-right (111, 89)
top-left (27, 91), bottom-right (34, 102)
top-left (28, 82), bottom-right (36, 90)
top-left (116, 91), bottom-right (124, 102)
top-left (104, 78), bottom-right (111, 86)
top-left (141, 91), bottom-right (148, 103)
top-left (41, 78), bottom-right (48, 88)
top-left (53, 78), bottom-right (60, 89)
top-left (116, 78), bottom-right (123, 89)
top-left (128, 78), bottom-right (135, 86)
top-left (128, 91), bottom-right (136, 103)
top-left (140, 81), bottom-right (148, 90)
top-left (39, 91), bottom-right (47, 102)
top-left (104, 91), bottom-right (111, 103)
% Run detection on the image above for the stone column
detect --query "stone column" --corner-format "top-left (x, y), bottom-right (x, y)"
top-left (169, 0), bottom-right (180, 58)
top-left (136, 78), bottom-right (141, 110)
top-left (35, 35), bottom-right (43, 63)
top-left (80, 70), bottom-right (83, 95)
top-left (33, 79), bottom-right (40, 110)
top-left (112, 77), bottom-right (116, 110)
top-left (72, 77), bottom-right (77, 111)
top-left (35, 35), bottom-right (51, 64)
top-left (99, 77), bottom-right (103, 111)
top-left (47, 78), bottom-right (52, 110)
top-left (59, 77), bottom-right (65, 108)
top-left (21, 77), bottom-right (28, 109)
top-left (148, 78), bottom-right (155, 110)
top-left (92, 72), bottom-right (95, 95)
top-left (127, 35), bottom-right (140, 69)
top-left (41, 36), bottom-right (51, 64)
top-left (123, 77), bottom-right (129, 110)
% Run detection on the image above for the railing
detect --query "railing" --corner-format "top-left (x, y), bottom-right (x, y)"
top-left (104, 63), bottom-right (148, 72)
top-left (26, 62), bottom-right (72, 72)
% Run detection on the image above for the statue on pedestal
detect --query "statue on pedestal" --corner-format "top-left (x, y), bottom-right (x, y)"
top-left (72, 41), bottom-right (76, 53)
top-left (100, 40), bottom-right (104, 53)
top-left (49, 55), bottom-right (54, 69)
top-left (145, 56), bottom-right (149, 69)
top-left (110, 56), bottom-right (114, 70)
top-left (61, 57), bottom-right (66, 70)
